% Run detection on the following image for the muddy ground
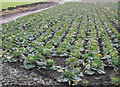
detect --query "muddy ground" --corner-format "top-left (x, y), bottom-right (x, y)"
top-left (1, 56), bottom-right (120, 86)
top-left (0, 2), bottom-right (59, 23)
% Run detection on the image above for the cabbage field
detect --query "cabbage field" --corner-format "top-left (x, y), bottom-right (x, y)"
top-left (1, 2), bottom-right (119, 85)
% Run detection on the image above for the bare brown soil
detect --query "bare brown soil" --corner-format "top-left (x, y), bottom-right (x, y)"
top-left (0, 2), bottom-right (59, 23)
top-left (2, 58), bottom-right (120, 86)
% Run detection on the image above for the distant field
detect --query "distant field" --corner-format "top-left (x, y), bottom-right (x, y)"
top-left (1, 0), bottom-right (46, 10)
